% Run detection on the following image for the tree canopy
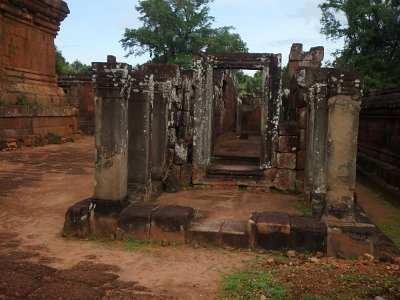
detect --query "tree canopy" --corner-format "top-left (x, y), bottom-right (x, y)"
top-left (55, 48), bottom-right (91, 75)
top-left (319, 0), bottom-right (400, 91)
top-left (120, 0), bottom-right (248, 68)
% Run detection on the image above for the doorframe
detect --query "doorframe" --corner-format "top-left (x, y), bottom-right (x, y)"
top-left (192, 53), bottom-right (282, 171)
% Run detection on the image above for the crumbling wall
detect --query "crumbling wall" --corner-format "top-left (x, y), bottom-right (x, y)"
top-left (0, 0), bottom-right (79, 149)
top-left (58, 74), bottom-right (95, 133)
top-left (212, 70), bottom-right (238, 138)
top-left (357, 88), bottom-right (400, 195)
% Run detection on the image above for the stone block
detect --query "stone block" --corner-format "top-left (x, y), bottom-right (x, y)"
top-left (279, 122), bottom-right (299, 136)
top-left (278, 136), bottom-right (299, 153)
top-left (299, 129), bottom-right (306, 150)
top-left (220, 220), bottom-right (249, 248)
top-left (277, 153), bottom-right (296, 169)
top-left (251, 212), bottom-right (290, 250)
top-left (327, 223), bottom-right (376, 259)
top-left (62, 198), bottom-right (94, 238)
top-left (117, 205), bottom-right (158, 240)
top-left (174, 143), bottom-right (188, 165)
top-left (150, 205), bottom-right (194, 243)
top-left (298, 107), bottom-right (308, 129)
top-left (180, 164), bottom-right (192, 186)
top-left (297, 150), bottom-right (306, 170)
top-left (290, 216), bottom-right (327, 253)
top-left (163, 171), bottom-right (180, 193)
top-left (90, 216), bottom-right (118, 239)
top-left (150, 181), bottom-right (163, 201)
top-left (186, 220), bottom-right (224, 246)
top-left (274, 169), bottom-right (296, 190)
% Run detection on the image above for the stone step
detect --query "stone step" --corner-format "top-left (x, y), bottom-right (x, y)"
top-left (211, 155), bottom-right (260, 166)
top-left (64, 200), bottom-right (380, 258)
top-left (206, 163), bottom-right (263, 179)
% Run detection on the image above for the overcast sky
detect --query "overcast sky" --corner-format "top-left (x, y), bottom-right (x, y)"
top-left (55, 0), bottom-right (344, 67)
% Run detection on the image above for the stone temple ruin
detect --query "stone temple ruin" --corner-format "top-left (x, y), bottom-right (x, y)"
top-left (0, 0), bottom-right (393, 259)
top-left (0, 0), bottom-right (79, 148)
top-left (62, 45), bottom-right (378, 259)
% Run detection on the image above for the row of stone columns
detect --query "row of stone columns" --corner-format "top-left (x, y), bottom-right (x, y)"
top-left (298, 68), bottom-right (362, 222)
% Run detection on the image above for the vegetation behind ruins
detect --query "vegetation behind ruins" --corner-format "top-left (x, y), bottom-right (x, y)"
top-left (320, 0), bottom-right (400, 91)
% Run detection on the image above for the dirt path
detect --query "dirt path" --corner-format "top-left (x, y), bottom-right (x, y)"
top-left (0, 137), bottom-right (256, 299)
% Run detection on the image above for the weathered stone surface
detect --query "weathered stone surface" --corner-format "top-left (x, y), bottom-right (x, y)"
top-left (92, 57), bottom-right (130, 202)
top-left (128, 71), bottom-right (153, 193)
top-left (186, 220), bottom-right (224, 246)
top-left (150, 205), bottom-right (194, 243)
top-left (290, 216), bottom-right (327, 252)
top-left (58, 75), bottom-right (95, 133)
top-left (279, 122), bottom-right (300, 136)
top-left (296, 150), bottom-right (306, 170)
top-left (0, 0), bottom-right (80, 145)
top-left (62, 198), bottom-right (94, 237)
top-left (180, 164), bottom-right (192, 187)
top-left (220, 220), bottom-right (249, 248)
top-left (277, 153), bottom-right (296, 170)
top-left (278, 136), bottom-right (299, 153)
top-left (274, 169), bottom-right (296, 190)
top-left (118, 205), bottom-right (159, 240)
top-left (163, 171), bottom-right (180, 193)
top-left (327, 223), bottom-right (376, 259)
top-left (251, 211), bottom-right (290, 250)
top-left (299, 129), bottom-right (306, 150)
top-left (298, 107), bottom-right (308, 129)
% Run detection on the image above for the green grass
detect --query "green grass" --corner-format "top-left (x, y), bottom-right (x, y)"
top-left (221, 269), bottom-right (288, 300)
top-left (124, 239), bottom-right (183, 250)
top-left (124, 239), bottom-right (152, 250)
top-left (293, 200), bottom-right (313, 216)
top-left (357, 178), bottom-right (400, 248)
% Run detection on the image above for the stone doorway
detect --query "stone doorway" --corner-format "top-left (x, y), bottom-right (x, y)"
top-left (192, 53), bottom-right (282, 181)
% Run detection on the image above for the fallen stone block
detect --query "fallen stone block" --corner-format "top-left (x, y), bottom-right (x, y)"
top-left (186, 219), bottom-right (224, 246)
top-left (220, 220), bottom-right (249, 248)
top-left (327, 223), bottom-right (376, 259)
top-left (251, 211), bottom-right (290, 250)
top-left (62, 198), bottom-right (94, 238)
top-left (117, 205), bottom-right (159, 240)
top-left (290, 216), bottom-right (327, 253)
top-left (150, 205), bottom-right (194, 243)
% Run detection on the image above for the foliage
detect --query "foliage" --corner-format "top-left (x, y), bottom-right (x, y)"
top-left (236, 70), bottom-right (262, 96)
top-left (55, 48), bottom-right (91, 75)
top-left (319, 0), bottom-right (400, 91)
top-left (221, 269), bottom-right (287, 300)
top-left (121, 0), bottom-right (247, 68)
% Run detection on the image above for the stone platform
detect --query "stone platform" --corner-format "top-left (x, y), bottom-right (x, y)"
top-left (63, 190), bottom-right (380, 259)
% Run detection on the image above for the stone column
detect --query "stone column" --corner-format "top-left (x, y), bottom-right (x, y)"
top-left (323, 71), bottom-right (362, 222)
top-left (128, 68), bottom-right (154, 194)
top-left (192, 55), bottom-right (213, 172)
top-left (92, 56), bottom-right (131, 203)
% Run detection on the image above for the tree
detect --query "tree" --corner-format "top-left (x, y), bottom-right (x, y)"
top-left (320, 0), bottom-right (400, 90)
top-left (121, 0), bottom-right (247, 68)
top-left (55, 48), bottom-right (91, 75)
top-left (236, 71), bottom-right (262, 97)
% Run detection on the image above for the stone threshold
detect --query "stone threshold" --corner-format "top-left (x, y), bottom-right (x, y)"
top-left (63, 199), bottom-right (382, 259)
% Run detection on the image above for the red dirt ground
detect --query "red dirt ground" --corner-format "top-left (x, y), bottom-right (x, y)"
top-left (0, 136), bottom-right (399, 299)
